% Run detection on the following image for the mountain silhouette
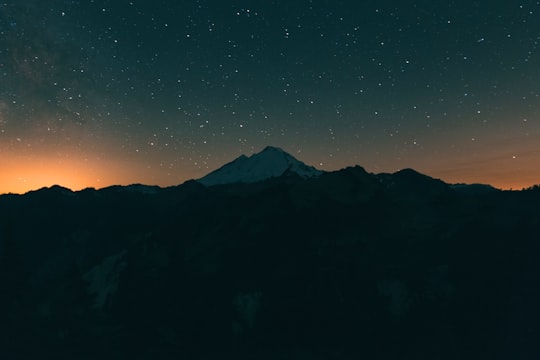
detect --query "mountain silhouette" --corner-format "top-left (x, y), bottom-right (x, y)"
top-left (0, 148), bottom-right (539, 359)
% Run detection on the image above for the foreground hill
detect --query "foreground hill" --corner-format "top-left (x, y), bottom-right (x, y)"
top-left (1, 152), bottom-right (539, 359)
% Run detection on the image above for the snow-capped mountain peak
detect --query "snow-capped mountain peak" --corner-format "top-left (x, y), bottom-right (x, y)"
top-left (197, 146), bottom-right (322, 186)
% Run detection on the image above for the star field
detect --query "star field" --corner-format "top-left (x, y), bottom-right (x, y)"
top-left (1, 1), bottom-right (540, 193)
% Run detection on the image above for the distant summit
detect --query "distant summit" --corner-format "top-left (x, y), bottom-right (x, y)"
top-left (198, 146), bottom-right (323, 186)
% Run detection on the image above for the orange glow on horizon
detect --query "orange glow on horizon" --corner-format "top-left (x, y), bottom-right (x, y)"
top-left (1, 149), bottom-right (538, 194)
top-left (0, 149), bottom-right (206, 194)
top-left (1, 157), bottom-right (102, 194)
top-left (424, 151), bottom-right (540, 191)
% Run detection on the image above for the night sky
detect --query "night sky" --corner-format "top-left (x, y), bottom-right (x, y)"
top-left (1, 1), bottom-right (539, 193)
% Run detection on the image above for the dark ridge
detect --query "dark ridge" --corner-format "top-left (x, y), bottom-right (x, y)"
top-left (0, 164), bottom-right (537, 359)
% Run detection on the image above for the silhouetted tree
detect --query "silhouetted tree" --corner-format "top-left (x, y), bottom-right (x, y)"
top-left (525, 184), bottom-right (540, 192)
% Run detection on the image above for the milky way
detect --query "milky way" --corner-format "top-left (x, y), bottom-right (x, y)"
top-left (1, 1), bottom-right (539, 193)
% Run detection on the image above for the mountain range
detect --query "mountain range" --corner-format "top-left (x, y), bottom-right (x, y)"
top-left (0, 147), bottom-right (539, 359)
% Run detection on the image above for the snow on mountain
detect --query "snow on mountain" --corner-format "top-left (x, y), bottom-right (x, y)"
top-left (198, 146), bottom-right (323, 186)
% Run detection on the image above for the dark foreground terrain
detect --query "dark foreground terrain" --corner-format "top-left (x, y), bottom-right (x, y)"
top-left (1, 167), bottom-right (540, 359)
